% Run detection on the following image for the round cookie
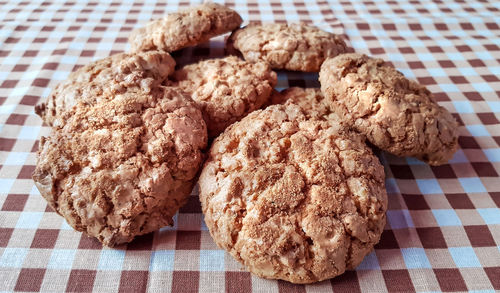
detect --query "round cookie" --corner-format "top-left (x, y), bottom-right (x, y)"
top-left (35, 50), bottom-right (175, 127)
top-left (319, 53), bottom-right (459, 165)
top-left (33, 86), bottom-right (207, 247)
top-left (270, 87), bottom-right (340, 121)
top-left (171, 56), bottom-right (277, 138)
top-left (228, 23), bottom-right (348, 72)
top-left (129, 3), bottom-right (242, 53)
top-left (199, 104), bottom-right (387, 284)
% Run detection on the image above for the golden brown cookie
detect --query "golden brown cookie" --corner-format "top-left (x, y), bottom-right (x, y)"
top-left (170, 56), bottom-right (277, 138)
top-left (228, 23), bottom-right (347, 72)
top-left (33, 86), bottom-right (207, 247)
top-left (35, 51), bottom-right (175, 126)
top-left (129, 3), bottom-right (242, 53)
top-left (199, 104), bottom-right (387, 284)
top-left (319, 53), bottom-right (459, 165)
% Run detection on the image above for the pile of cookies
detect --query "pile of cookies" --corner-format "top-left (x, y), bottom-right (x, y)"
top-left (33, 3), bottom-right (459, 284)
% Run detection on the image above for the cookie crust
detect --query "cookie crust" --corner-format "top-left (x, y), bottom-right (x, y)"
top-left (270, 87), bottom-right (340, 121)
top-left (33, 86), bottom-right (207, 247)
top-left (35, 51), bottom-right (175, 127)
top-left (199, 104), bottom-right (387, 283)
top-left (320, 53), bottom-right (459, 165)
top-left (171, 56), bottom-right (277, 138)
top-left (229, 23), bottom-right (347, 72)
top-left (129, 3), bottom-right (242, 53)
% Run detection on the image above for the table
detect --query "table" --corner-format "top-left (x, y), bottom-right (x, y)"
top-left (1, 0), bottom-right (499, 292)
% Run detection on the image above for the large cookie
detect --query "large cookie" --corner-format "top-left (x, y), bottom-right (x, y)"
top-left (129, 3), bottom-right (242, 53)
top-left (35, 51), bottom-right (175, 126)
top-left (199, 104), bottom-right (387, 283)
top-left (320, 53), bottom-right (459, 166)
top-left (228, 23), bottom-right (347, 72)
top-left (171, 56), bottom-right (277, 138)
top-left (33, 86), bottom-right (207, 247)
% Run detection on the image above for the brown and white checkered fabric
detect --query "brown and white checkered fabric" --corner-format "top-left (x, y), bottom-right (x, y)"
top-left (1, 0), bottom-right (499, 292)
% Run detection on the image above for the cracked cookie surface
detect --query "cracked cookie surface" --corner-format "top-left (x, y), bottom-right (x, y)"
top-left (33, 86), bottom-right (207, 247)
top-left (35, 50), bottom-right (175, 127)
top-left (199, 104), bottom-right (387, 283)
top-left (129, 3), bottom-right (242, 53)
top-left (270, 87), bottom-right (341, 121)
top-left (171, 56), bottom-right (277, 138)
top-left (319, 53), bottom-right (459, 165)
top-left (229, 23), bottom-right (347, 72)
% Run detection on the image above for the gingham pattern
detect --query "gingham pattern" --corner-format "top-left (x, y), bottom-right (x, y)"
top-left (1, 0), bottom-right (499, 292)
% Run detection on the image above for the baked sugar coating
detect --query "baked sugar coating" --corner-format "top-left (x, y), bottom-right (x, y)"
top-left (33, 86), bottom-right (207, 247)
top-left (171, 56), bottom-right (277, 138)
top-left (229, 23), bottom-right (348, 72)
top-left (35, 50), bottom-right (175, 126)
top-left (270, 87), bottom-right (340, 121)
top-left (199, 104), bottom-right (387, 283)
top-left (129, 3), bottom-right (242, 53)
top-left (320, 53), bottom-right (459, 166)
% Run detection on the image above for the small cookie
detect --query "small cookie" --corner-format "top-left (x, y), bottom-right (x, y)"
top-left (270, 87), bottom-right (340, 121)
top-left (199, 104), bottom-right (387, 283)
top-left (35, 51), bottom-right (175, 126)
top-left (319, 53), bottom-right (459, 165)
top-left (33, 86), bottom-right (207, 247)
top-left (129, 3), bottom-right (242, 53)
top-left (171, 56), bottom-right (277, 138)
top-left (229, 23), bottom-right (348, 72)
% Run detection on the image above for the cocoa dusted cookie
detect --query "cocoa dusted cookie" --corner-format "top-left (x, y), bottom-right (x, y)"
top-left (199, 104), bottom-right (387, 284)
top-left (171, 56), bottom-right (277, 138)
top-left (319, 53), bottom-right (459, 165)
top-left (33, 86), bottom-right (207, 247)
top-left (228, 23), bottom-right (348, 72)
top-left (129, 3), bottom-right (242, 53)
top-left (35, 50), bottom-right (175, 126)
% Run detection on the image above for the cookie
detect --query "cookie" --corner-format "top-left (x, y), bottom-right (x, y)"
top-left (269, 87), bottom-right (340, 121)
top-left (35, 50), bottom-right (175, 126)
top-left (228, 23), bottom-right (348, 72)
top-left (171, 56), bottom-right (277, 138)
top-left (199, 104), bottom-right (387, 283)
top-left (129, 3), bottom-right (242, 53)
top-left (319, 53), bottom-right (459, 165)
top-left (33, 86), bottom-right (207, 247)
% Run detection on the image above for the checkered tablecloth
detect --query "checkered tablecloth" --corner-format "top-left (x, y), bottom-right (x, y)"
top-left (1, 0), bottom-right (499, 292)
